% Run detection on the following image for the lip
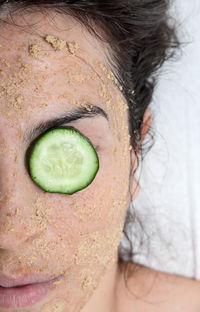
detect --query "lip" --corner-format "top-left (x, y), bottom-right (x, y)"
top-left (0, 272), bottom-right (61, 288)
top-left (0, 273), bottom-right (63, 309)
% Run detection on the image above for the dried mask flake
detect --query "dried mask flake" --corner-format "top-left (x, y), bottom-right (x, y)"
top-left (45, 35), bottom-right (67, 51)
top-left (44, 34), bottom-right (79, 58)
top-left (28, 44), bottom-right (41, 58)
top-left (66, 41), bottom-right (79, 56)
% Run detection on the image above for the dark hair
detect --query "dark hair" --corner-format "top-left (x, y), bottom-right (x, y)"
top-left (0, 0), bottom-right (179, 285)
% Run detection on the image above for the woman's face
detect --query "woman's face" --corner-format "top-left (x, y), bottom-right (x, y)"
top-left (0, 11), bottom-right (138, 312)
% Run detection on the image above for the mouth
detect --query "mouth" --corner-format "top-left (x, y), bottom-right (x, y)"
top-left (0, 272), bottom-right (62, 288)
top-left (0, 273), bottom-right (63, 309)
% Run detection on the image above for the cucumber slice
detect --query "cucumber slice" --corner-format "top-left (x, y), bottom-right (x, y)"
top-left (29, 126), bottom-right (99, 194)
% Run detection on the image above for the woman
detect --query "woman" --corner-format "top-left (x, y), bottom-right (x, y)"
top-left (0, 1), bottom-right (200, 311)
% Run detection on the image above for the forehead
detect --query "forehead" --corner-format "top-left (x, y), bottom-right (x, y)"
top-left (0, 11), bottom-right (129, 137)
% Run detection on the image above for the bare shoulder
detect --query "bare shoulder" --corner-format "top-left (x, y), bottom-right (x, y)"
top-left (115, 261), bottom-right (200, 312)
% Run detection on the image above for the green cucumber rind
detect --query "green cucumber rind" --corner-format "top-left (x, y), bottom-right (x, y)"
top-left (29, 126), bottom-right (99, 194)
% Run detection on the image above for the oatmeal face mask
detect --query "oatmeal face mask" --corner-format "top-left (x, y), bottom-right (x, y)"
top-left (0, 12), bottom-right (137, 312)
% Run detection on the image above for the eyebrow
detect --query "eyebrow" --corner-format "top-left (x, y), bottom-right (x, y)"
top-left (23, 103), bottom-right (109, 144)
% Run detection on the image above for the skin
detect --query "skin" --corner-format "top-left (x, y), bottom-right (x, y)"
top-left (1, 8), bottom-right (200, 312)
top-left (0, 10), bottom-right (140, 312)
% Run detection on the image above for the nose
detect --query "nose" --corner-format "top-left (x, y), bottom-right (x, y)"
top-left (0, 149), bottom-right (42, 250)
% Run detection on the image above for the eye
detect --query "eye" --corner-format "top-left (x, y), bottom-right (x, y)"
top-left (27, 126), bottom-right (99, 194)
